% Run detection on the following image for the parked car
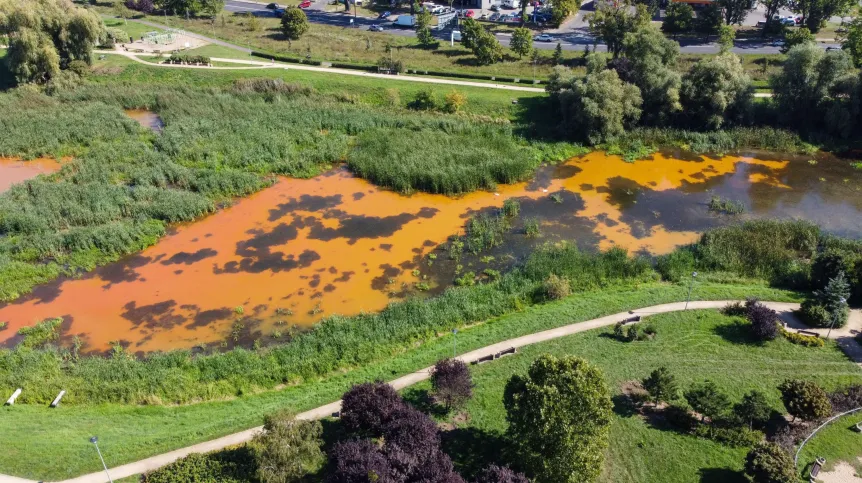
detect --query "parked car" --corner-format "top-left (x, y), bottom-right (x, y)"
top-left (266, 2), bottom-right (280, 8)
top-left (274, 8), bottom-right (285, 16)
top-left (490, 4), bottom-right (500, 11)
top-left (489, 12), bottom-right (501, 20)
top-left (463, 9), bottom-right (474, 17)
top-left (369, 24), bottom-right (384, 31)
top-left (298, 1), bottom-right (311, 7)
top-left (378, 10), bottom-right (392, 18)
top-left (479, 13), bottom-right (488, 19)
top-left (772, 39), bottom-right (785, 47)
top-left (534, 33), bottom-right (552, 42)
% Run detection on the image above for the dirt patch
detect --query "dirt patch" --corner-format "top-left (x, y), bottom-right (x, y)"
top-left (815, 459), bottom-right (862, 483)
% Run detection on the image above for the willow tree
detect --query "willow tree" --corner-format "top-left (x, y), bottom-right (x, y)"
top-left (0, 0), bottom-right (104, 84)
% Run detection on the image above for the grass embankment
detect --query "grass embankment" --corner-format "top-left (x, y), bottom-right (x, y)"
top-left (0, 282), bottom-right (803, 480)
top-left (414, 309), bottom-right (862, 482)
top-left (798, 411), bottom-right (862, 477)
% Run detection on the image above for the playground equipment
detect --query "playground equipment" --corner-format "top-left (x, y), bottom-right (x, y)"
top-left (143, 29), bottom-right (179, 45)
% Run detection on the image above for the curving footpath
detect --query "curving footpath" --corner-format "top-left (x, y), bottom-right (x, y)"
top-left (1, 300), bottom-right (859, 483)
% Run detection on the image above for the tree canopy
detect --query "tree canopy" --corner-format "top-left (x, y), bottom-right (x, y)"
top-left (623, 23), bottom-right (682, 124)
top-left (0, 0), bottom-right (105, 84)
top-left (504, 354), bottom-right (613, 483)
top-left (280, 7), bottom-right (310, 45)
top-left (587, 0), bottom-right (650, 58)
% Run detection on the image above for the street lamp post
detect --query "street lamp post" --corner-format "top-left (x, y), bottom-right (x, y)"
top-left (684, 271), bottom-right (698, 310)
top-left (89, 437), bottom-right (113, 483)
top-left (452, 329), bottom-right (458, 359)
top-left (826, 297), bottom-right (847, 340)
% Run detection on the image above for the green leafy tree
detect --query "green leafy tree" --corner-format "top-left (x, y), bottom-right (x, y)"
top-left (681, 52), bottom-right (752, 129)
top-left (841, 16), bottom-right (862, 67)
top-left (718, 0), bottom-right (753, 24)
top-left (744, 442), bottom-right (796, 483)
top-left (550, 57), bottom-right (643, 144)
top-left (460, 17), bottom-right (483, 50)
top-left (695, 4), bottom-right (724, 41)
top-left (503, 354), bottom-right (613, 483)
top-left (200, 0), bottom-right (225, 17)
top-left (548, 0), bottom-right (579, 26)
top-left (520, 0), bottom-right (529, 26)
top-left (684, 380), bottom-right (731, 421)
top-left (771, 43), bottom-right (855, 127)
top-left (781, 26), bottom-right (814, 53)
top-left (280, 7), bottom-right (310, 47)
top-left (718, 24), bottom-right (736, 53)
top-left (623, 23), bottom-right (682, 124)
top-left (642, 366), bottom-right (679, 404)
top-left (251, 410), bottom-right (325, 483)
top-left (778, 379), bottom-right (832, 422)
top-left (733, 390), bottom-right (772, 430)
top-left (662, 2), bottom-right (694, 38)
top-left (0, 0), bottom-right (105, 84)
top-left (416, 9), bottom-right (434, 46)
top-left (510, 27), bottom-right (533, 58)
top-left (587, 0), bottom-right (650, 58)
top-left (472, 31), bottom-right (503, 65)
top-left (789, 0), bottom-right (854, 32)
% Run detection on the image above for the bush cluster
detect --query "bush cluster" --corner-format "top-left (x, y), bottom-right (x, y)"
top-left (167, 54), bottom-right (211, 65)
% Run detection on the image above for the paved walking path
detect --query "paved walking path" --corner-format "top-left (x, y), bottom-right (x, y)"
top-left (2, 300), bottom-right (859, 483)
top-left (99, 49), bottom-right (547, 92)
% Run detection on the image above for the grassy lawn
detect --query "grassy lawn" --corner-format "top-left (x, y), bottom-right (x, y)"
top-left (0, 282), bottom-right (805, 480)
top-left (114, 14), bottom-right (584, 79)
top-left (91, 54), bottom-right (544, 119)
top-left (103, 16), bottom-right (164, 40)
top-left (413, 309), bottom-right (862, 482)
top-left (798, 411), bottom-right (862, 477)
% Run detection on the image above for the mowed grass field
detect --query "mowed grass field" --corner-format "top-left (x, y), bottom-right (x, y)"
top-left (0, 283), bottom-right (805, 480)
top-left (798, 411), bottom-right (862, 477)
top-left (402, 309), bottom-right (862, 483)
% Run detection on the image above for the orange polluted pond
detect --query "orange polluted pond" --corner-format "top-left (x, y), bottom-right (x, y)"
top-left (1, 152), bottom-right (860, 353)
top-left (0, 157), bottom-right (62, 193)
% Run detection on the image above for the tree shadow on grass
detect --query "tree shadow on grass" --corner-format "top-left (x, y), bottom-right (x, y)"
top-left (441, 426), bottom-right (517, 480)
top-left (699, 468), bottom-right (747, 483)
top-left (431, 48), bottom-right (473, 58)
top-left (402, 387), bottom-right (449, 418)
top-left (611, 393), bottom-right (640, 418)
top-left (712, 321), bottom-right (764, 346)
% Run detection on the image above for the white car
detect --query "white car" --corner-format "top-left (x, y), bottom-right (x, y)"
top-left (534, 33), bottom-right (552, 42)
top-left (369, 24), bottom-right (384, 31)
top-left (451, 30), bottom-right (462, 41)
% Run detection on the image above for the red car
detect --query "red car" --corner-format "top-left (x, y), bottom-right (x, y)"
top-left (463, 9), bottom-right (474, 17)
top-left (299, 1), bottom-right (311, 7)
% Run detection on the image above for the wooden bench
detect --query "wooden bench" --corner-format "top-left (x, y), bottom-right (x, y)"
top-left (5, 388), bottom-right (21, 406)
top-left (495, 347), bottom-right (517, 359)
top-left (620, 315), bottom-right (642, 325)
top-left (810, 457), bottom-right (825, 482)
top-left (331, 411), bottom-right (340, 418)
top-left (797, 329), bottom-right (820, 338)
top-left (50, 390), bottom-right (66, 408)
top-left (471, 354), bottom-right (495, 365)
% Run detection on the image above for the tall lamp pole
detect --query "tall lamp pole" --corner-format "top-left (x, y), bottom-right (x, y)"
top-left (826, 297), bottom-right (847, 340)
top-left (89, 437), bottom-right (113, 483)
top-left (684, 271), bottom-right (698, 310)
top-left (452, 329), bottom-right (458, 359)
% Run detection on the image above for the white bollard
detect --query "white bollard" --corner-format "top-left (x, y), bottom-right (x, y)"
top-left (5, 388), bottom-right (22, 406)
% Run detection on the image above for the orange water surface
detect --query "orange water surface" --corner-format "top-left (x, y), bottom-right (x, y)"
top-left (0, 157), bottom-right (62, 193)
top-left (2, 151), bottom-right (860, 353)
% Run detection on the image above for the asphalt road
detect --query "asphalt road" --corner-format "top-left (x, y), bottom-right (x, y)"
top-left (223, 0), bottom-right (841, 54)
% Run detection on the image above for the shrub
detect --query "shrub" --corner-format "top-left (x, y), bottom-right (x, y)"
top-left (684, 380), bottom-right (731, 422)
top-left (142, 448), bottom-right (256, 483)
top-left (746, 301), bottom-right (780, 341)
top-left (696, 423), bottom-right (764, 448)
top-left (542, 274), bottom-right (571, 300)
top-left (504, 355), bottom-right (612, 483)
top-left (454, 271), bottom-right (477, 287)
top-left (409, 89), bottom-right (438, 111)
top-left (797, 299), bottom-right (832, 327)
top-left (720, 301), bottom-right (747, 317)
top-left (733, 390), bottom-right (772, 430)
top-left (642, 367), bottom-right (679, 404)
top-left (444, 90), bottom-right (467, 113)
top-left (708, 196), bottom-right (745, 215)
top-left (523, 217), bottom-right (540, 238)
top-left (280, 7), bottom-right (310, 43)
top-left (744, 442), bottom-right (796, 483)
top-left (431, 358), bottom-right (473, 411)
top-left (778, 379), bottom-right (831, 422)
top-left (781, 329), bottom-right (825, 347)
top-left (250, 410), bottom-right (324, 483)
top-left (474, 465), bottom-right (530, 483)
top-left (16, 318), bottom-right (63, 348)
top-left (382, 405), bottom-right (442, 462)
top-left (828, 384), bottom-right (862, 413)
top-left (664, 402), bottom-right (698, 431)
top-left (800, 272), bottom-right (852, 328)
top-left (340, 382), bottom-right (405, 437)
top-left (326, 439), bottom-right (391, 483)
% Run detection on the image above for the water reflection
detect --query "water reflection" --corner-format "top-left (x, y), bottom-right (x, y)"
top-left (0, 151), bottom-right (859, 353)
top-left (125, 109), bottom-right (165, 133)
